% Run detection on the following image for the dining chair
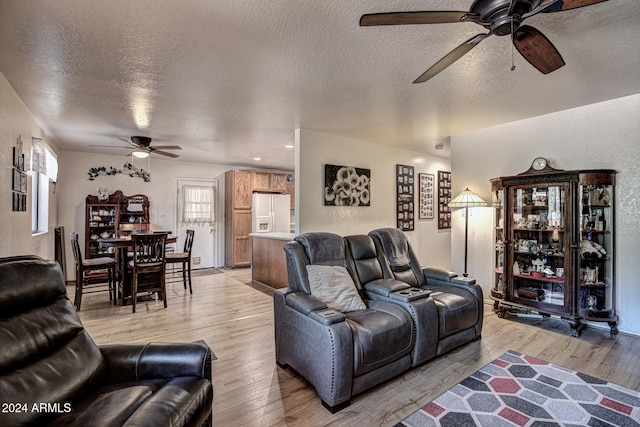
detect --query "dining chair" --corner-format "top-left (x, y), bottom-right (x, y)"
top-left (70, 232), bottom-right (116, 311)
top-left (166, 229), bottom-right (195, 294)
top-left (130, 233), bottom-right (167, 313)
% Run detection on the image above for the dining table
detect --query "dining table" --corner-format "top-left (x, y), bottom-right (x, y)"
top-left (98, 234), bottom-right (177, 305)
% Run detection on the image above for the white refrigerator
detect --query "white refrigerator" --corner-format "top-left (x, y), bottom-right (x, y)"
top-left (252, 193), bottom-right (291, 233)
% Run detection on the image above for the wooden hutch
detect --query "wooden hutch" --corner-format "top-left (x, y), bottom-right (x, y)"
top-left (85, 190), bottom-right (150, 258)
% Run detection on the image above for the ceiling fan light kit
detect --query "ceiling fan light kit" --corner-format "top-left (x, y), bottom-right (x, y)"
top-left (360, 0), bottom-right (608, 83)
top-left (132, 149), bottom-right (150, 159)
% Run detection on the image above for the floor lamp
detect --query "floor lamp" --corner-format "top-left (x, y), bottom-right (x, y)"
top-left (448, 188), bottom-right (487, 277)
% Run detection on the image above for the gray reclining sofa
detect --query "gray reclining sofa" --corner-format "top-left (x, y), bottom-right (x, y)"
top-left (273, 229), bottom-right (483, 412)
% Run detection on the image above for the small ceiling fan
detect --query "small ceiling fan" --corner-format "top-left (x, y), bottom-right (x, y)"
top-left (360, 0), bottom-right (608, 83)
top-left (92, 136), bottom-right (182, 158)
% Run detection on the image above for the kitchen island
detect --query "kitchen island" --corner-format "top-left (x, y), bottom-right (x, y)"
top-left (250, 232), bottom-right (294, 289)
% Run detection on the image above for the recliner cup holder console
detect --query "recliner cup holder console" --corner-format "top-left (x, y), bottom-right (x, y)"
top-left (389, 287), bottom-right (431, 302)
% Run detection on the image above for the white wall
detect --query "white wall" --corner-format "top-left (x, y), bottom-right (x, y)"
top-left (296, 129), bottom-right (452, 269)
top-left (451, 94), bottom-right (640, 336)
top-left (0, 72), bottom-right (57, 259)
top-left (57, 150), bottom-right (292, 279)
top-left (57, 151), bottom-right (233, 277)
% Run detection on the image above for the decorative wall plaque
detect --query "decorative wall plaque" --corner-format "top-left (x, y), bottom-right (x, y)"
top-left (396, 164), bottom-right (414, 231)
top-left (418, 173), bottom-right (434, 219)
top-left (438, 170), bottom-right (452, 229)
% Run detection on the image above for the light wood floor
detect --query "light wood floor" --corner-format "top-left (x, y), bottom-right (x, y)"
top-left (73, 269), bottom-right (640, 427)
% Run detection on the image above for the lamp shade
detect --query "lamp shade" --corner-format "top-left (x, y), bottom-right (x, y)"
top-left (448, 188), bottom-right (487, 208)
top-left (132, 149), bottom-right (150, 159)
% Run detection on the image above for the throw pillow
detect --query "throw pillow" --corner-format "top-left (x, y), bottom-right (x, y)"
top-left (307, 265), bottom-right (367, 312)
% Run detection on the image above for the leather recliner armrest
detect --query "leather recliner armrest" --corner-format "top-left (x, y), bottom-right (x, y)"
top-left (309, 308), bottom-right (346, 325)
top-left (285, 292), bottom-right (328, 315)
top-left (364, 278), bottom-right (410, 297)
top-left (100, 340), bottom-right (213, 383)
top-left (284, 292), bottom-right (346, 324)
top-left (423, 267), bottom-right (476, 286)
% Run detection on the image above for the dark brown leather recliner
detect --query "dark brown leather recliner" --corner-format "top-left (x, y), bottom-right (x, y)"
top-left (0, 256), bottom-right (213, 427)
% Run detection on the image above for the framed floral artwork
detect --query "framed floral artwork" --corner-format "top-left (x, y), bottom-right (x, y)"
top-left (324, 164), bottom-right (370, 206)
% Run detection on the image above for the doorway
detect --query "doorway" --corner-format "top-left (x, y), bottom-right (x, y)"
top-left (175, 178), bottom-right (220, 269)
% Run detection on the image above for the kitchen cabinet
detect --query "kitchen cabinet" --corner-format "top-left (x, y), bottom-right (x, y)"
top-left (231, 210), bottom-right (252, 267)
top-left (491, 163), bottom-right (616, 336)
top-left (252, 171), bottom-right (271, 192)
top-left (231, 170), bottom-right (253, 209)
top-left (250, 233), bottom-right (294, 289)
top-left (225, 169), bottom-right (293, 268)
top-left (225, 170), bottom-right (253, 268)
top-left (270, 173), bottom-right (287, 193)
top-left (253, 171), bottom-right (287, 193)
top-left (285, 173), bottom-right (295, 210)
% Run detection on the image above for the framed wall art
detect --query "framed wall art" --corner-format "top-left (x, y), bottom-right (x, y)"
top-left (438, 170), bottom-right (452, 229)
top-left (324, 164), bottom-right (371, 206)
top-left (418, 173), bottom-right (434, 219)
top-left (396, 164), bottom-right (414, 231)
top-left (11, 135), bottom-right (27, 212)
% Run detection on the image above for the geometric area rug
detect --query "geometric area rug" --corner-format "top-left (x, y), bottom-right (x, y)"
top-left (394, 350), bottom-right (640, 427)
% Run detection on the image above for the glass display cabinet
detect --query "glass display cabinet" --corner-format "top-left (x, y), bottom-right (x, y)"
top-left (578, 180), bottom-right (616, 331)
top-left (490, 178), bottom-right (505, 308)
top-left (491, 160), bottom-right (616, 336)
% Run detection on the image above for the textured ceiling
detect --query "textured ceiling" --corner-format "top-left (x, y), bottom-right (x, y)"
top-left (0, 0), bottom-right (638, 170)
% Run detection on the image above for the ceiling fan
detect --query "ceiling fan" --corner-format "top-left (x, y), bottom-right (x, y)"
top-left (92, 136), bottom-right (182, 158)
top-left (360, 0), bottom-right (608, 83)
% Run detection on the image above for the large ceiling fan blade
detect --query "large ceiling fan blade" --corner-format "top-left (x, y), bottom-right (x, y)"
top-left (149, 145), bottom-right (182, 150)
top-left (118, 137), bottom-right (139, 148)
top-left (541, 0), bottom-right (607, 13)
top-left (151, 150), bottom-right (180, 158)
top-left (90, 144), bottom-right (130, 149)
top-left (513, 25), bottom-right (565, 74)
top-left (413, 33), bottom-right (489, 84)
top-left (360, 11), bottom-right (479, 26)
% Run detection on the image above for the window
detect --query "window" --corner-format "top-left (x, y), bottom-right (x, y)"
top-left (31, 172), bottom-right (49, 234)
top-left (30, 138), bottom-right (57, 234)
top-left (181, 185), bottom-right (214, 223)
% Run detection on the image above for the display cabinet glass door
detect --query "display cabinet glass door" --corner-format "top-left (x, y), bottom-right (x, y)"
top-left (509, 184), bottom-right (570, 313)
top-left (87, 204), bottom-right (118, 257)
top-left (491, 186), bottom-right (505, 306)
top-left (578, 182), bottom-right (616, 332)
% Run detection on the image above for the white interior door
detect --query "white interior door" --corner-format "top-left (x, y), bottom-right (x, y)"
top-left (175, 178), bottom-right (219, 269)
